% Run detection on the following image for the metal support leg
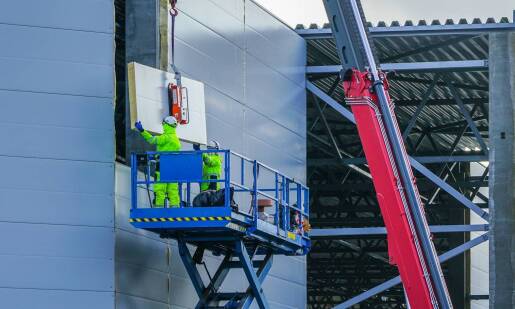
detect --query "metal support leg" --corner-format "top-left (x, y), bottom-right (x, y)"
top-left (196, 254), bottom-right (233, 309)
top-left (235, 241), bottom-right (270, 309)
top-left (177, 239), bottom-right (206, 298)
top-left (237, 252), bottom-right (274, 309)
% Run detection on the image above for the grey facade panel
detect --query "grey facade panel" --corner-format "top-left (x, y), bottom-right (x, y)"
top-left (0, 156), bottom-right (114, 195)
top-left (0, 57), bottom-right (113, 98)
top-left (0, 289), bottom-right (114, 309)
top-left (0, 222), bottom-right (114, 259)
top-left (0, 188), bottom-right (114, 227)
top-left (115, 262), bottom-right (170, 304)
top-left (0, 24), bottom-right (113, 65)
top-left (116, 293), bottom-right (169, 309)
top-left (0, 90), bottom-right (113, 130)
top-left (0, 255), bottom-right (114, 291)
top-left (0, 123), bottom-right (113, 162)
top-left (115, 229), bottom-right (170, 274)
top-left (0, 0), bottom-right (115, 307)
top-left (245, 53), bottom-right (306, 137)
top-left (179, 0), bottom-right (245, 48)
top-left (175, 14), bottom-right (245, 103)
top-left (0, 0), bottom-right (114, 33)
top-left (245, 1), bottom-right (306, 87)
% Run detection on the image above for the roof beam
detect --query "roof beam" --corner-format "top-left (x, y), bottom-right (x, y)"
top-left (309, 155), bottom-right (488, 166)
top-left (297, 22), bottom-right (515, 39)
top-left (306, 60), bottom-right (488, 74)
top-left (310, 224), bottom-right (489, 237)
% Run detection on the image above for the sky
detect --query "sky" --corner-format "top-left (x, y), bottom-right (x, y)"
top-left (254, 0), bottom-right (514, 27)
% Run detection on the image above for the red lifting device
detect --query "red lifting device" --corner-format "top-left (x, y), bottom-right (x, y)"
top-left (322, 0), bottom-right (453, 308)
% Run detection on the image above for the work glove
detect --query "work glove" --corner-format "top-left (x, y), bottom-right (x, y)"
top-left (134, 121), bottom-right (144, 132)
top-left (193, 143), bottom-right (201, 151)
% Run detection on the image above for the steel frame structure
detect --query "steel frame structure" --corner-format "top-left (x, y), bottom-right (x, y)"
top-left (304, 4), bottom-right (506, 309)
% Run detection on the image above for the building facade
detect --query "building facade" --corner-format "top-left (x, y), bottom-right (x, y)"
top-left (0, 0), bottom-right (308, 308)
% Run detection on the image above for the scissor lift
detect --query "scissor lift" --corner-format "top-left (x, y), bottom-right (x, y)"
top-left (129, 150), bottom-right (310, 309)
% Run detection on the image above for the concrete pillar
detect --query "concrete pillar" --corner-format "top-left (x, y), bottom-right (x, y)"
top-left (489, 31), bottom-right (515, 309)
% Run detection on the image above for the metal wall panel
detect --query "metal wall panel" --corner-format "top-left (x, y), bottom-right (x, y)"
top-left (0, 90), bottom-right (113, 130)
top-left (116, 293), bottom-right (169, 309)
top-left (0, 222), bottom-right (114, 259)
top-left (0, 24), bottom-right (113, 65)
top-left (0, 1), bottom-right (115, 307)
top-left (245, 1), bottom-right (306, 87)
top-left (0, 289), bottom-right (114, 309)
top-left (0, 255), bottom-right (114, 291)
top-left (116, 262), bottom-right (170, 304)
top-left (115, 229), bottom-right (169, 274)
top-left (179, 0), bottom-right (245, 48)
top-left (0, 188), bottom-right (113, 227)
top-left (0, 156), bottom-right (113, 194)
top-left (0, 0), bottom-right (114, 33)
top-left (0, 57), bottom-right (113, 98)
top-left (0, 124), bottom-right (113, 162)
top-left (245, 54), bottom-right (306, 137)
top-left (175, 16), bottom-right (245, 103)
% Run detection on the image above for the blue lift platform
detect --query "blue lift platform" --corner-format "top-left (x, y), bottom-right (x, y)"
top-left (129, 150), bottom-right (310, 309)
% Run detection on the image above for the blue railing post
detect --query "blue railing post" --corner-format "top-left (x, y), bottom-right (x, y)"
top-left (297, 183), bottom-right (302, 233)
top-left (281, 175), bottom-right (286, 234)
top-left (285, 178), bottom-right (290, 234)
top-left (186, 182), bottom-right (191, 207)
top-left (178, 182), bottom-right (183, 208)
top-left (240, 156), bottom-right (245, 187)
top-left (252, 160), bottom-right (258, 226)
top-left (131, 153), bottom-right (137, 210)
top-left (275, 173), bottom-right (280, 235)
top-left (225, 150), bottom-right (231, 209)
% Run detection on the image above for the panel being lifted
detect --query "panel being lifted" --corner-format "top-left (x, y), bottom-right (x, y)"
top-left (128, 62), bottom-right (207, 145)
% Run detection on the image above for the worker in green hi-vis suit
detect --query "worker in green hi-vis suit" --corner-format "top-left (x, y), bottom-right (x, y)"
top-left (135, 116), bottom-right (181, 207)
top-left (194, 140), bottom-right (222, 191)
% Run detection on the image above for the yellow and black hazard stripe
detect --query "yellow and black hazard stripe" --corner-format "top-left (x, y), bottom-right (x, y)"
top-left (129, 216), bottom-right (232, 223)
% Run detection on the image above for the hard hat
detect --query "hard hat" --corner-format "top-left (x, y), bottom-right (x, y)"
top-left (208, 140), bottom-right (220, 149)
top-left (163, 116), bottom-right (178, 127)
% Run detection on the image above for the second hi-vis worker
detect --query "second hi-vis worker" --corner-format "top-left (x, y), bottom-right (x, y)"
top-left (194, 141), bottom-right (222, 191)
top-left (135, 116), bottom-right (181, 207)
